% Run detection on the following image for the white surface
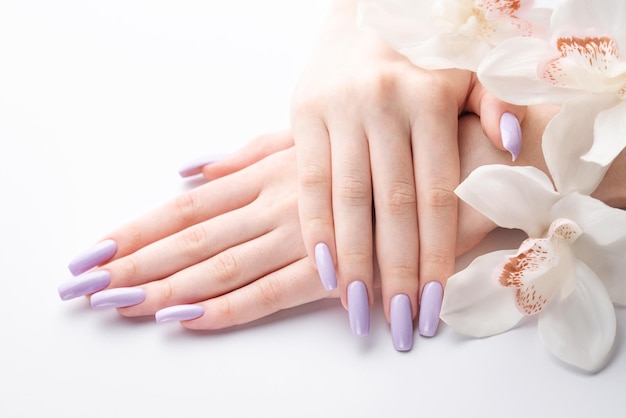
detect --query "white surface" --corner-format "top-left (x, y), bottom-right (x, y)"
top-left (1, 1), bottom-right (624, 417)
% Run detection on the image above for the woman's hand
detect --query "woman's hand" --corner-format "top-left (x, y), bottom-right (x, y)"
top-left (59, 137), bottom-right (338, 329)
top-left (290, 0), bottom-right (525, 347)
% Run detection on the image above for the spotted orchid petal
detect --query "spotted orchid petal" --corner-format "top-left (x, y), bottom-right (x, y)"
top-left (552, 194), bottom-right (626, 306)
top-left (478, 36), bottom-right (581, 105)
top-left (537, 259), bottom-right (616, 372)
top-left (455, 165), bottom-right (560, 237)
top-left (440, 250), bottom-right (525, 337)
top-left (502, 219), bottom-right (581, 311)
top-left (541, 94), bottom-right (622, 195)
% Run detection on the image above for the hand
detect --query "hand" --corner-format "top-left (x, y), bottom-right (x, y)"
top-left (290, 0), bottom-right (525, 346)
top-left (59, 135), bottom-right (338, 329)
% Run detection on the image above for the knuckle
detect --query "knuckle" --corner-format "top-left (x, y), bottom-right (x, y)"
top-left (299, 164), bottom-right (329, 191)
top-left (116, 255), bottom-right (142, 282)
top-left (212, 251), bottom-right (241, 284)
top-left (382, 181), bottom-right (417, 217)
top-left (423, 185), bottom-right (457, 211)
top-left (339, 249), bottom-right (371, 268)
top-left (363, 69), bottom-right (400, 103)
top-left (122, 224), bottom-right (144, 250)
top-left (387, 264), bottom-right (419, 282)
top-left (214, 296), bottom-right (236, 324)
top-left (337, 175), bottom-right (371, 207)
top-left (421, 250), bottom-right (452, 270)
top-left (176, 226), bottom-right (209, 260)
top-left (157, 279), bottom-right (175, 303)
top-left (257, 278), bottom-right (283, 310)
top-left (171, 192), bottom-right (200, 225)
top-left (303, 215), bottom-right (334, 236)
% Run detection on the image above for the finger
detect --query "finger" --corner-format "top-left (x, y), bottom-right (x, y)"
top-left (66, 164), bottom-right (263, 277)
top-left (292, 116), bottom-right (337, 291)
top-left (179, 258), bottom-right (336, 330)
top-left (330, 123), bottom-right (374, 334)
top-left (200, 130), bottom-right (294, 181)
top-left (102, 165), bottom-right (262, 262)
top-left (412, 95), bottom-right (459, 338)
top-left (465, 78), bottom-right (527, 161)
top-left (118, 215), bottom-right (305, 317)
top-left (367, 118), bottom-right (419, 325)
top-left (103, 197), bottom-right (276, 290)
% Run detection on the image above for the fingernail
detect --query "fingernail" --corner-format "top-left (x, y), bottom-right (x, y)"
top-left (155, 305), bottom-right (204, 323)
top-left (418, 281), bottom-right (443, 337)
top-left (58, 270), bottom-right (111, 301)
top-left (390, 294), bottom-right (413, 352)
top-left (178, 154), bottom-right (228, 178)
top-left (68, 239), bottom-right (117, 276)
top-left (500, 112), bottom-right (522, 162)
top-left (315, 243), bottom-right (337, 291)
top-left (91, 287), bottom-right (146, 309)
top-left (347, 281), bottom-right (370, 336)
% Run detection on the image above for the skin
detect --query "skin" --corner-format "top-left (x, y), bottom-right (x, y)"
top-left (289, 0), bottom-right (526, 322)
top-left (83, 105), bottom-right (624, 331)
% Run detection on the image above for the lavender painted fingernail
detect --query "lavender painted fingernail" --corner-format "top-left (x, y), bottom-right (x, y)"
top-left (500, 112), bottom-right (522, 162)
top-left (58, 270), bottom-right (111, 301)
top-left (68, 239), bottom-right (117, 276)
top-left (347, 281), bottom-right (370, 336)
top-left (418, 281), bottom-right (443, 337)
top-left (178, 154), bottom-right (228, 178)
top-left (155, 305), bottom-right (204, 323)
top-left (91, 287), bottom-right (146, 310)
top-left (315, 243), bottom-right (337, 291)
top-left (390, 294), bottom-right (413, 352)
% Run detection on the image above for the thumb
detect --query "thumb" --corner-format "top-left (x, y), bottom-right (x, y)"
top-left (465, 78), bottom-right (526, 162)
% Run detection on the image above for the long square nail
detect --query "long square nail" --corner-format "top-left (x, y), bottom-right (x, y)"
top-left (315, 243), bottom-right (337, 290)
top-left (91, 287), bottom-right (146, 309)
top-left (390, 294), bottom-right (413, 351)
top-left (347, 281), bottom-right (370, 336)
top-left (58, 270), bottom-right (111, 301)
top-left (68, 239), bottom-right (117, 276)
top-left (419, 281), bottom-right (443, 337)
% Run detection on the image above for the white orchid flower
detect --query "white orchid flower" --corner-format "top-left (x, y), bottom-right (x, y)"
top-left (478, 0), bottom-right (626, 194)
top-left (357, 0), bottom-right (552, 71)
top-left (441, 160), bottom-right (626, 372)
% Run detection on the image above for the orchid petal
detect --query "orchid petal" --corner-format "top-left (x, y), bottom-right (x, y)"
top-left (574, 237), bottom-right (626, 307)
top-left (478, 37), bottom-right (580, 105)
top-left (441, 250), bottom-right (525, 337)
top-left (501, 233), bottom-right (573, 315)
top-left (582, 99), bottom-right (626, 166)
top-left (551, 0), bottom-right (626, 45)
top-left (394, 32), bottom-right (492, 71)
top-left (552, 194), bottom-right (626, 306)
top-left (358, 0), bottom-right (491, 71)
top-left (553, 193), bottom-right (626, 246)
top-left (488, 6), bottom-right (552, 44)
top-left (541, 94), bottom-right (620, 194)
top-left (455, 165), bottom-right (559, 237)
top-left (538, 259), bottom-right (616, 372)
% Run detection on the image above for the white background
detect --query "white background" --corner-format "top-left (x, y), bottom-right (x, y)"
top-left (1, 1), bottom-right (624, 417)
